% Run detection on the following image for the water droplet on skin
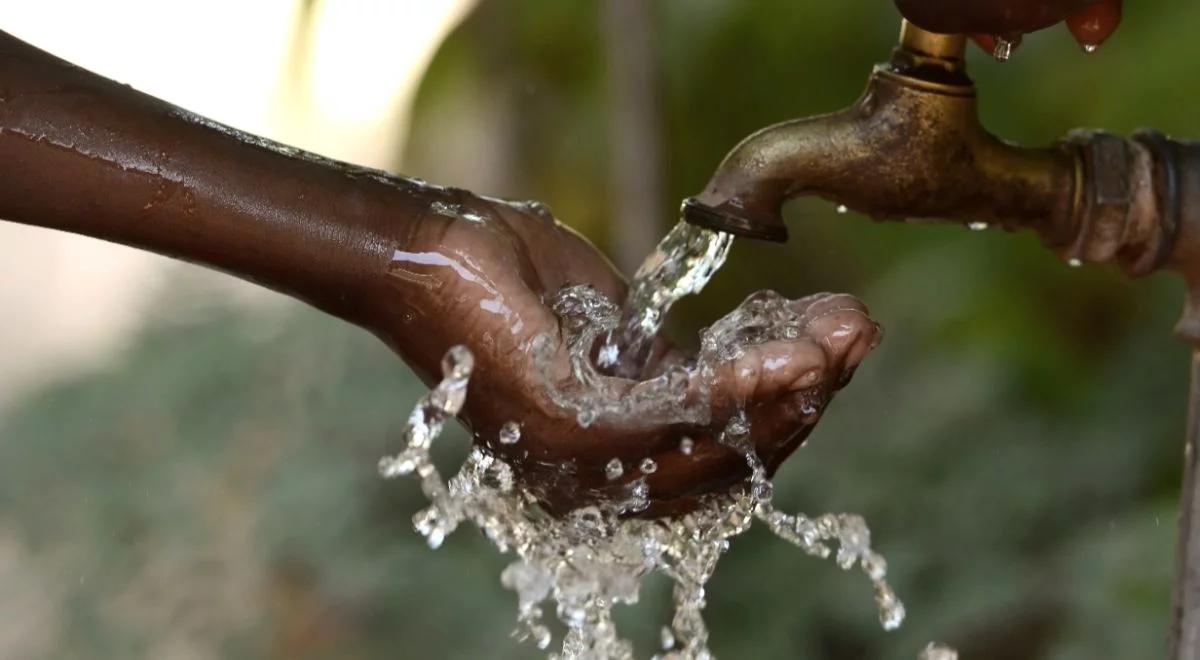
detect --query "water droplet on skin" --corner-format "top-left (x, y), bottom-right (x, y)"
top-left (876, 582), bottom-right (906, 630)
top-left (499, 421), bottom-right (521, 445)
top-left (679, 437), bottom-right (695, 455)
top-left (605, 458), bottom-right (624, 480)
top-left (1068, 258), bottom-right (1083, 268)
top-left (577, 409), bottom-right (598, 427)
top-left (968, 221), bottom-right (988, 231)
top-left (836, 204), bottom-right (849, 215)
top-left (640, 458), bottom-right (658, 474)
top-left (442, 345), bottom-right (474, 379)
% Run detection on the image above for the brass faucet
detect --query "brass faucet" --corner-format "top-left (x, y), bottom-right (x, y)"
top-left (684, 19), bottom-right (1200, 660)
top-left (683, 21), bottom-right (1184, 281)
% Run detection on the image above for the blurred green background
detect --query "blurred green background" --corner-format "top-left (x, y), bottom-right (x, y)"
top-left (2, 1), bottom-right (1198, 658)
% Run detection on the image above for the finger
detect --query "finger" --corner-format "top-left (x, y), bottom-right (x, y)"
top-left (707, 338), bottom-right (829, 411)
top-left (804, 306), bottom-right (882, 380)
top-left (1066, 0), bottom-right (1122, 50)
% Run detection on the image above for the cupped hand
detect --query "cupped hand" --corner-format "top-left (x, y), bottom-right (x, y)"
top-left (894, 0), bottom-right (1123, 53)
top-left (381, 189), bottom-right (881, 515)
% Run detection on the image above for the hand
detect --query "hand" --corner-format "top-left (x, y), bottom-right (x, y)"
top-left (0, 29), bottom-right (882, 517)
top-left (894, 0), bottom-right (1123, 53)
top-left (385, 190), bottom-right (882, 515)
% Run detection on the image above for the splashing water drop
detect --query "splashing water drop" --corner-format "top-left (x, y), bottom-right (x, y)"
top-left (597, 340), bottom-right (620, 368)
top-left (1068, 258), bottom-right (1083, 268)
top-left (992, 36), bottom-right (1018, 61)
top-left (640, 458), bottom-right (659, 475)
top-left (612, 221), bottom-right (733, 378)
top-left (499, 421), bottom-right (522, 445)
top-left (679, 437), bottom-right (695, 455)
top-left (919, 643), bottom-right (959, 660)
top-left (442, 345), bottom-right (474, 380)
top-left (660, 626), bottom-right (676, 651)
top-left (1083, 43), bottom-right (1099, 54)
top-left (836, 204), bottom-right (849, 215)
top-left (968, 221), bottom-right (988, 231)
top-left (605, 458), bottom-right (625, 481)
top-left (876, 581), bottom-right (906, 631)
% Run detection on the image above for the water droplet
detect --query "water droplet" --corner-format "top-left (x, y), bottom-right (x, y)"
top-left (1068, 258), bottom-right (1083, 268)
top-left (660, 626), bottom-right (676, 650)
top-left (499, 421), bottom-right (521, 445)
top-left (992, 36), bottom-right (1017, 62)
top-left (836, 204), bottom-right (849, 215)
top-left (605, 458), bottom-right (624, 480)
top-left (862, 551), bottom-right (888, 580)
top-left (876, 582), bottom-right (906, 630)
top-left (596, 341), bottom-right (619, 368)
top-left (442, 345), bottom-right (474, 379)
top-left (679, 437), bottom-right (695, 455)
top-left (640, 458), bottom-right (658, 474)
top-left (577, 409), bottom-right (597, 427)
top-left (919, 643), bottom-right (959, 660)
top-left (1083, 43), bottom-right (1098, 54)
top-left (968, 221), bottom-right (988, 231)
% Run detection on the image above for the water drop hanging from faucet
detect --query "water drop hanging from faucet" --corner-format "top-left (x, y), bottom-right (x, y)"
top-left (991, 35), bottom-right (1020, 62)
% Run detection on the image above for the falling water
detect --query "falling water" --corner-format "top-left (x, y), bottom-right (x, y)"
top-left (604, 221), bottom-right (733, 378)
top-left (379, 218), bottom-right (954, 658)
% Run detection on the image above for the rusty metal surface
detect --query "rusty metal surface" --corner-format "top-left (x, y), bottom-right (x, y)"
top-left (682, 25), bottom-right (1079, 249)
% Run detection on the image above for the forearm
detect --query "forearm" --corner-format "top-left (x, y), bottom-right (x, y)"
top-left (0, 29), bottom-right (442, 333)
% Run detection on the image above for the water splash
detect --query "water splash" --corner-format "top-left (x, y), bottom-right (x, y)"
top-left (605, 222), bottom-right (733, 378)
top-left (376, 219), bottom-right (945, 658)
top-left (381, 342), bottom-right (907, 658)
top-left (531, 284), bottom-right (709, 429)
top-left (919, 643), bottom-right (959, 660)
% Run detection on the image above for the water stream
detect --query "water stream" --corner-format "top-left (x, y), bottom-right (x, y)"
top-left (379, 221), bottom-right (954, 659)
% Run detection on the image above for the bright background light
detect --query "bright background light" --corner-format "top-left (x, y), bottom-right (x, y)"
top-left (0, 0), bottom-right (473, 409)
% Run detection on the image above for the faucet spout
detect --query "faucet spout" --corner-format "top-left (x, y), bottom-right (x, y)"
top-left (684, 22), bottom-right (1080, 248)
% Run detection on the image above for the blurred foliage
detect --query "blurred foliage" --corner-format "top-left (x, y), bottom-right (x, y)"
top-left (4, 0), bottom-right (1200, 658)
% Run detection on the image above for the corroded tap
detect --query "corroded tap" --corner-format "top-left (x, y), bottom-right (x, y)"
top-left (687, 19), bottom-right (1200, 660)
top-left (684, 21), bottom-right (1189, 285)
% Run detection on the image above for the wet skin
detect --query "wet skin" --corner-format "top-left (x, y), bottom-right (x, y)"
top-left (0, 30), bottom-right (881, 515)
